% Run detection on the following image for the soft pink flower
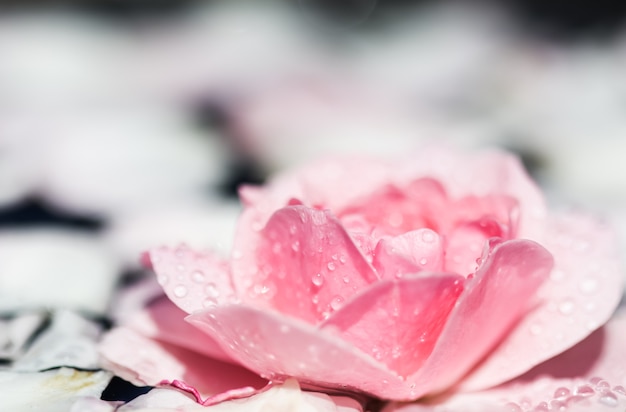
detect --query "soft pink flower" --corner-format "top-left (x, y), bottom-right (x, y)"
top-left (101, 147), bottom-right (623, 407)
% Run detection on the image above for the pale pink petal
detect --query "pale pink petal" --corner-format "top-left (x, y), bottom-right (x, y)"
top-left (124, 296), bottom-right (232, 363)
top-left (405, 239), bottom-right (553, 397)
top-left (320, 274), bottom-right (463, 377)
top-left (99, 327), bottom-right (267, 403)
top-left (232, 206), bottom-right (378, 323)
top-left (186, 304), bottom-right (422, 400)
top-left (149, 245), bottom-right (236, 314)
top-left (460, 213), bottom-right (624, 390)
top-left (372, 229), bottom-right (444, 278)
top-left (384, 310), bottom-right (626, 412)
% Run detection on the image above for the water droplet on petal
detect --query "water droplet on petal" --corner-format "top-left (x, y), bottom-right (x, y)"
top-left (291, 241), bottom-right (300, 252)
top-left (327, 262), bottom-right (336, 271)
top-left (191, 270), bottom-right (205, 283)
top-left (613, 385), bottom-right (626, 395)
top-left (558, 299), bottom-right (575, 315)
top-left (202, 298), bottom-right (217, 308)
top-left (174, 285), bottom-right (188, 298)
top-left (503, 402), bottom-right (523, 412)
top-left (339, 254), bottom-right (347, 263)
top-left (176, 264), bottom-right (185, 272)
top-left (232, 249), bottom-right (243, 259)
top-left (330, 296), bottom-right (344, 311)
top-left (421, 230), bottom-right (436, 243)
top-left (419, 257), bottom-right (428, 265)
top-left (533, 401), bottom-right (549, 411)
top-left (312, 273), bottom-right (324, 287)
top-left (157, 274), bottom-right (168, 285)
top-left (598, 392), bottom-right (618, 407)
top-left (575, 384), bottom-right (595, 397)
top-left (554, 387), bottom-right (570, 399)
top-left (579, 277), bottom-right (598, 294)
top-left (289, 225), bottom-right (297, 235)
top-left (205, 283), bottom-right (219, 298)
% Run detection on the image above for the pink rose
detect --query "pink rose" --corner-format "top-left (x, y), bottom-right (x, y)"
top-left (100, 146), bottom-right (624, 408)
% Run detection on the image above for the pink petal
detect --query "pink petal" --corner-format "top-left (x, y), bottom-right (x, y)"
top-left (384, 310), bottom-right (626, 412)
top-left (233, 206), bottom-right (378, 323)
top-left (459, 213), bottom-right (624, 390)
top-left (372, 229), bottom-right (444, 278)
top-left (337, 178), bottom-right (449, 236)
top-left (405, 239), bottom-right (554, 397)
top-left (123, 296), bottom-right (232, 363)
top-left (396, 146), bottom-right (547, 237)
top-left (99, 327), bottom-right (267, 404)
top-left (443, 222), bottom-right (494, 275)
top-left (186, 304), bottom-right (421, 400)
top-left (149, 244), bottom-right (236, 314)
top-left (320, 273), bottom-right (464, 377)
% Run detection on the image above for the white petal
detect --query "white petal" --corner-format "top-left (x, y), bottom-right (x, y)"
top-left (0, 368), bottom-right (111, 412)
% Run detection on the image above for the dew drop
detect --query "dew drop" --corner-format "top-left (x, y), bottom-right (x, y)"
top-left (598, 392), bottom-right (618, 407)
top-left (176, 264), bottom-right (185, 272)
top-left (291, 241), bottom-right (300, 252)
top-left (205, 283), bottom-right (219, 298)
top-left (157, 274), bottom-right (168, 285)
top-left (503, 402), bottom-right (522, 412)
top-left (579, 277), bottom-right (598, 294)
top-left (312, 273), bottom-right (324, 287)
top-left (339, 254), bottom-right (347, 264)
top-left (330, 296), bottom-right (344, 311)
top-left (554, 387), bottom-right (570, 399)
top-left (191, 270), bottom-right (205, 283)
top-left (327, 262), bottom-right (336, 271)
top-left (202, 298), bottom-right (217, 308)
top-left (530, 324), bottom-right (542, 336)
top-left (342, 276), bottom-right (350, 284)
top-left (174, 285), bottom-right (188, 298)
top-left (549, 399), bottom-right (566, 411)
top-left (289, 224), bottom-right (297, 235)
top-left (575, 384), bottom-right (595, 397)
top-left (421, 230), bottom-right (436, 243)
top-left (419, 257), bottom-right (428, 265)
top-left (272, 243), bottom-right (282, 254)
top-left (558, 299), bottom-right (575, 315)
top-left (533, 401), bottom-right (549, 411)
top-left (312, 295), bottom-right (319, 304)
top-left (232, 250), bottom-right (243, 260)
top-left (613, 385), bottom-right (626, 396)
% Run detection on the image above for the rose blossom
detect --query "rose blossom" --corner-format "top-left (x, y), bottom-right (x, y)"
top-left (100, 146), bottom-right (623, 407)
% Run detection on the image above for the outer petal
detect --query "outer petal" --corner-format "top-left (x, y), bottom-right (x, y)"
top-left (232, 206), bottom-right (378, 323)
top-left (406, 239), bottom-right (553, 397)
top-left (320, 274), bottom-right (463, 377)
top-left (459, 213), bottom-right (624, 390)
top-left (123, 296), bottom-right (232, 363)
top-left (149, 244), bottom-right (236, 314)
top-left (384, 310), bottom-right (626, 412)
top-left (186, 305), bottom-right (418, 399)
top-left (99, 327), bottom-right (267, 404)
top-left (119, 379), bottom-right (364, 412)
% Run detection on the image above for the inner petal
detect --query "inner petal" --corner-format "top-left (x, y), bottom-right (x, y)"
top-left (372, 229), bottom-right (444, 279)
